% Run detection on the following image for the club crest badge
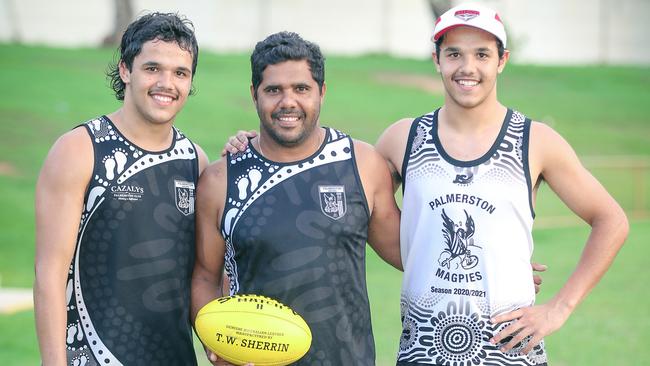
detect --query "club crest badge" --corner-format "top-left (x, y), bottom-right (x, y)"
top-left (454, 9), bottom-right (480, 22)
top-left (175, 180), bottom-right (195, 216)
top-left (319, 185), bottom-right (346, 220)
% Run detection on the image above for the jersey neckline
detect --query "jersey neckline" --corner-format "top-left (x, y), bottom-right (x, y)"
top-left (246, 127), bottom-right (331, 166)
top-left (431, 108), bottom-right (512, 167)
top-left (100, 115), bottom-right (180, 155)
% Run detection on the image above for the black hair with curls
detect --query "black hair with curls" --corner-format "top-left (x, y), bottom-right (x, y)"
top-left (106, 12), bottom-right (199, 100)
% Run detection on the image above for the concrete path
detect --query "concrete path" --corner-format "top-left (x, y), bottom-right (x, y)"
top-left (0, 287), bottom-right (33, 314)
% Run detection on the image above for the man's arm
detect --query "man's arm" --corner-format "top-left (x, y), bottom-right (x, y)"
top-left (191, 158), bottom-right (233, 365)
top-left (491, 122), bottom-right (629, 354)
top-left (375, 118), bottom-right (413, 193)
top-left (191, 159), bottom-right (227, 321)
top-left (194, 143), bottom-right (210, 175)
top-left (34, 127), bottom-right (93, 366)
top-left (190, 142), bottom-right (212, 311)
top-left (354, 140), bottom-right (402, 270)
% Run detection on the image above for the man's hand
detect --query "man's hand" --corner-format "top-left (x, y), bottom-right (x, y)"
top-left (204, 346), bottom-right (253, 366)
top-left (221, 130), bottom-right (257, 156)
top-left (489, 300), bottom-right (571, 355)
top-left (204, 348), bottom-right (225, 366)
top-left (532, 262), bottom-right (547, 294)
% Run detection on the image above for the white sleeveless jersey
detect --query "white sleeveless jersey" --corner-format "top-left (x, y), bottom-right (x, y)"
top-left (397, 109), bottom-right (548, 365)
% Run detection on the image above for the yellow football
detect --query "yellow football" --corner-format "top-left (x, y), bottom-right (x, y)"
top-left (195, 294), bottom-right (312, 366)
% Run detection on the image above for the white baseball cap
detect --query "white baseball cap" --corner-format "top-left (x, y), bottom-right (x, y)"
top-left (433, 3), bottom-right (507, 48)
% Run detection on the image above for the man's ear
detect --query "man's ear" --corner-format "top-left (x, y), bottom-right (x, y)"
top-left (432, 51), bottom-right (441, 73)
top-left (250, 84), bottom-right (257, 102)
top-left (118, 61), bottom-right (130, 83)
top-left (320, 82), bottom-right (327, 103)
top-left (498, 50), bottom-right (510, 74)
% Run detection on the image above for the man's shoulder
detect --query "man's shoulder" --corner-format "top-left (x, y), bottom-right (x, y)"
top-left (389, 117), bottom-right (417, 133)
top-left (196, 157), bottom-right (228, 213)
top-left (530, 120), bottom-right (562, 141)
top-left (375, 117), bottom-right (416, 158)
top-left (351, 139), bottom-right (387, 171)
top-left (351, 138), bottom-right (375, 155)
top-left (202, 157), bottom-right (227, 179)
top-left (38, 125), bottom-right (95, 189)
top-left (54, 125), bottom-right (93, 153)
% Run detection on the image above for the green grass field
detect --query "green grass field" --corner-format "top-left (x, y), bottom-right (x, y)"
top-left (0, 44), bottom-right (649, 365)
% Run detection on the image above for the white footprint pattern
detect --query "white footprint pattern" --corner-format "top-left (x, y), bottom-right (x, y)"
top-left (102, 148), bottom-right (127, 181)
top-left (71, 354), bottom-right (89, 366)
top-left (248, 168), bottom-right (262, 191)
top-left (235, 167), bottom-right (263, 200)
top-left (66, 322), bottom-right (83, 344)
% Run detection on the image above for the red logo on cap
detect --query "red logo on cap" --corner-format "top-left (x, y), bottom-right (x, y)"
top-left (454, 10), bottom-right (480, 22)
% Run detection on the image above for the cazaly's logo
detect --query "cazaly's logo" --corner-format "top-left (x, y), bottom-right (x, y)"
top-left (111, 184), bottom-right (144, 202)
top-left (438, 209), bottom-right (481, 270)
top-left (175, 180), bottom-right (195, 216)
top-left (454, 9), bottom-right (480, 22)
top-left (319, 185), bottom-right (346, 220)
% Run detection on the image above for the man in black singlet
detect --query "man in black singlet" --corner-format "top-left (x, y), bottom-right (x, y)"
top-left (191, 32), bottom-right (402, 366)
top-left (35, 13), bottom-right (208, 366)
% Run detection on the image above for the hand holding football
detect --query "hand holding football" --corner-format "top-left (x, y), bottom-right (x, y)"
top-left (195, 294), bottom-right (312, 366)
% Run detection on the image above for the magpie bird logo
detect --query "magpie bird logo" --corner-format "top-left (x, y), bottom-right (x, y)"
top-left (438, 209), bottom-right (481, 270)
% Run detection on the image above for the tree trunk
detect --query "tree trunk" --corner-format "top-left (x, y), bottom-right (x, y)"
top-left (427, 0), bottom-right (452, 19)
top-left (102, 0), bottom-right (134, 46)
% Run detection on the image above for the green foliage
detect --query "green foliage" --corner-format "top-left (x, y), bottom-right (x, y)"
top-left (0, 44), bottom-right (648, 365)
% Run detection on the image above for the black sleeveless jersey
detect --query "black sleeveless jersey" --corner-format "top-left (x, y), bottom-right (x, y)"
top-left (221, 127), bottom-right (375, 365)
top-left (64, 116), bottom-right (199, 366)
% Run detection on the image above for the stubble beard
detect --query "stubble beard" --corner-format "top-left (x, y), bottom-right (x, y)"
top-left (259, 108), bottom-right (320, 148)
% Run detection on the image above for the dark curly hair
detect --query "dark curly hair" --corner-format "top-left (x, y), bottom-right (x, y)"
top-left (250, 31), bottom-right (325, 97)
top-left (106, 12), bottom-right (199, 100)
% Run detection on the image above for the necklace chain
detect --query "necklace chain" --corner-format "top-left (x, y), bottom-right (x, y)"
top-left (257, 136), bottom-right (265, 157)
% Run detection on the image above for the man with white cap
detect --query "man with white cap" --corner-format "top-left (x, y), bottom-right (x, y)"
top-left (376, 2), bottom-right (628, 365)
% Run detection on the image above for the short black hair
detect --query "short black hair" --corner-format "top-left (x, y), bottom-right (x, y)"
top-left (434, 33), bottom-right (505, 61)
top-left (250, 32), bottom-right (325, 96)
top-left (107, 12), bottom-right (199, 100)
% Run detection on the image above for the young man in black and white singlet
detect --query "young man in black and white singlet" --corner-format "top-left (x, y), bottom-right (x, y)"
top-left (35, 13), bottom-right (208, 366)
top-left (376, 3), bottom-right (628, 365)
top-left (191, 32), bottom-right (402, 366)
